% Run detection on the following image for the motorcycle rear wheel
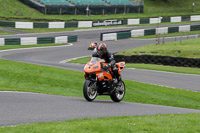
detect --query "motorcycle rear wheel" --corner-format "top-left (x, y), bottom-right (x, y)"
top-left (83, 80), bottom-right (97, 102)
top-left (110, 81), bottom-right (125, 102)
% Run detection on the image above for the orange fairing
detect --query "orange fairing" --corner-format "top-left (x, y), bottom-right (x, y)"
top-left (84, 61), bottom-right (102, 73)
top-left (84, 58), bottom-right (113, 81)
top-left (96, 71), bottom-right (112, 81)
top-left (84, 57), bottom-right (125, 81)
top-left (116, 62), bottom-right (126, 75)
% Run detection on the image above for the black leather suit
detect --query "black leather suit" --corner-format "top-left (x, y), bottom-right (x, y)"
top-left (92, 50), bottom-right (120, 80)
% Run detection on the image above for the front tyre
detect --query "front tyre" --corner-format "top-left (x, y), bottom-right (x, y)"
top-left (110, 81), bottom-right (125, 102)
top-left (83, 80), bottom-right (97, 102)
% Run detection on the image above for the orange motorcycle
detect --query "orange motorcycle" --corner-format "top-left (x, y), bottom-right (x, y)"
top-left (83, 57), bottom-right (126, 102)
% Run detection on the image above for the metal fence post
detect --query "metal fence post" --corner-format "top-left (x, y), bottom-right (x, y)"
top-left (192, 2), bottom-right (195, 12)
top-left (124, 2), bottom-right (127, 15)
top-left (44, 7), bottom-right (47, 15)
top-left (158, 33), bottom-right (160, 44)
top-left (59, 7), bottom-right (62, 15)
top-left (75, 8), bottom-right (77, 15)
top-left (175, 33), bottom-right (177, 41)
top-left (180, 32), bottom-right (182, 44)
top-left (198, 33), bottom-right (200, 38)
top-left (156, 34), bottom-right (158, 45)
top-left (162, 34), bottom-right (165, 44)
top-left (127, 8), bottom-right (129, 13)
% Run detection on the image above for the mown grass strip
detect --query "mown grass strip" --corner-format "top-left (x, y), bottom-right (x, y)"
top-left (68, 56), bottom-right (91, 64)
top-left (134, 30), bottom-right (200, 39)
top-left (0, 43), bottom-right (68, 50)
top-left (0, 114), bottom-right (200, 132)
top-left (117, 38), bottom-right (200, 58)
top-left (0, 59), bottom-right (200, 110)
top-left (126, 64), bottom-right (200, 75)
top-left (0, 30), bottom-right (14, 35)
top-left (68, 56), bottom-right (200, 75)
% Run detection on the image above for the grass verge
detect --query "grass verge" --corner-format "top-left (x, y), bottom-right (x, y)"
top-left (117, 38), bottom-right (200, 58)
top-left (1, 0), bottom-right (200, 21)
top-left (68, 56), bottom-right (200, 75)
top-left (68, 56), bottom-right (91, 64)
top-left (0, 30), bottom-right (14, 35)
top-left (0, 59), bottom-right (200, 110)
top-left (126, 64), bottom-right (200, 75)
top-left (0, 43), bottom-right (68, 51)
top-left (0, 114), bottom-right (200, 132)
top-left (134, 30), bottom-right (200, 39)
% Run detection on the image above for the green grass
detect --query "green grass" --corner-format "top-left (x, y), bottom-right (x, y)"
top-left (1, 0), bottom-right (200, 21)
top-left (68, 56), bottom-right (91, 64)
top-left (126, 63), bottom-right (200, 75)
top-left (0, 59), bottom-right (84, 97)
top-left (9, 27), bottom-right (90, 33)
top-left (142, 0), bottom-right (200, 14)
top-left (0, 59), bottom-right (200, 110)
top-left (0, 43), bottom-right (68, 50)
top-left (134, 30), bottom-right (200, 39)
top-left (0, 114), bottom-right (200, 132)
top-left (68, 56), bottom-right (200, 75)
top-left (117, 38), bottom-right (200, 58)
top-left (0, 30), bottom-right (14, 35)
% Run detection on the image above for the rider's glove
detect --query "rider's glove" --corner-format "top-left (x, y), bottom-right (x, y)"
top-left (103, 64), bottom-right (110, 69)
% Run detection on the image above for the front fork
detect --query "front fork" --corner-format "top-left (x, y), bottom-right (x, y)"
top-left (90, 77), bottom-right (98, 93)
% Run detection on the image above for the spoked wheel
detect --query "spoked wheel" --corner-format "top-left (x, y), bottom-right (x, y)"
top-left (83, 80), bottom-right (97, 102)
top-left (110, 80), bottom-right (125, 102)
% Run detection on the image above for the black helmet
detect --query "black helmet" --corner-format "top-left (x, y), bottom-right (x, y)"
top-left (97, 43), bottom-right (107, 56)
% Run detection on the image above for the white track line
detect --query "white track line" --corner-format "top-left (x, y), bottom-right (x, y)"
top-left (0, 43), bottom-right (73, 53)
top-left (0, 91), bottom-right (45, 95)
top-left (59, 55), bottom-right (90, 64)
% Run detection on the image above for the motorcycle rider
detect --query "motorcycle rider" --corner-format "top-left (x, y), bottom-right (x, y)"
top-left (89, 41), bottom-right (98, 51)
top-left (92, 43), bottom-right (121, 85)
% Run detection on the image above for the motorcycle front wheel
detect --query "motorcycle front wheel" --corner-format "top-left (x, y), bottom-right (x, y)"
top-left (83, 80), bottom-right (97, 102)
top-left (110, 81), bottom-right (125, 102)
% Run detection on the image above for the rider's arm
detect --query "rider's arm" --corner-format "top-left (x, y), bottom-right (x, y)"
top-left (92, 49), bottom-right (98, 57)
top-left (107, 52), bottom-right (115, 67)
top-left (93, 47), bottom-right (97, 53)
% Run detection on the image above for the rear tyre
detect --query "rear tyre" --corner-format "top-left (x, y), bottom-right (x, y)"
top-left (110, 81), bottom-right (125, 102)
top-left (83, 80), bottom-right (97, 102)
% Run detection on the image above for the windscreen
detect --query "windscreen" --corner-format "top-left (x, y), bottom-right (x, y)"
top-left (89, 57), bottom-right (103, 66)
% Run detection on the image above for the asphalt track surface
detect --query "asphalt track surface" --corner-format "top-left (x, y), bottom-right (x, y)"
top-left (0, 24), bottom-right (200, 126)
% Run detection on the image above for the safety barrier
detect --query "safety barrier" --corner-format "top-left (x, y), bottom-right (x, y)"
top-left (0, 35), bottom-right (78, 46)
top-left (114, 55), bottom-right (200, 68)
top-left (1, 15), bottom-right (200, 29)
top-left (100, 24), bottom-right (200, 41)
